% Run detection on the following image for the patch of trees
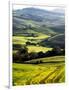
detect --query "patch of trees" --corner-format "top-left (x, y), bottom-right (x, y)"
top-left (26, 41), bottom-right (37, 46)
top-left (13, 46), bottom-right (28, 63)
top-left (13, 46), bottom-right (65, 63)
top-left (13, 44), bottom-right (22, 50)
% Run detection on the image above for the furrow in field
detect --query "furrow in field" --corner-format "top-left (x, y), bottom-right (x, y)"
top-left (26, 69), bottom-right (46, 85)
top-left (44, 66), bottom-right (64, 83)
top-left (30, 67), bottom-right (56, 84)
top-left (59, 73), bottom-right (65, 82)
top-left (13, 71), bottom-right (41, 85)
top-left (13, 67), bottom-right (46, 85)
top-left (39, 67), bottom-right (60, 83)
top-left (53, 66), bottom-right (65, 83)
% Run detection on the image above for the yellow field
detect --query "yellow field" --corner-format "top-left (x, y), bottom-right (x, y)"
top-left (27, 45), bottom-right (52, 53)
top-left (13, 56), bottom-right (65, 86)
top-left (13, 36), bottom-right (27, 44)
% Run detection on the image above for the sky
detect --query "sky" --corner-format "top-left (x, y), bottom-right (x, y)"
top-left (13, 4), bottom-right (64, 11)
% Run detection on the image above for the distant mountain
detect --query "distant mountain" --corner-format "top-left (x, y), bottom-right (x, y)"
top-left (13, 7), bottom-right (65, 36)
top-left (13, 8), bottom-right (64, 24)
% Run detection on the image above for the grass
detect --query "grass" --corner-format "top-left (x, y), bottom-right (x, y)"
top-left (13, 56), bottom-right (65, 86)
top-left (13, 36), bottom-right (27, 45)
top-left (27, 45), bottom-right (52, 53)
top-left (25, 56), bottom-right (65, 63)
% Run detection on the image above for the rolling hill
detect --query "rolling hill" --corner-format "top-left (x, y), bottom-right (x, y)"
top-left (40, 34), bottom-right (65, 48)
top-left (13, 7), bottom-right (65, 49)
top-left (13, 7), bottom-right (65, 36)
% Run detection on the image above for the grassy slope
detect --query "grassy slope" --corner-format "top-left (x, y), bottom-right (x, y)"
top-left (13, 56), bottom-right (65, 86)
top-left (13, 33), bottom-right (50, 44)
top-left (13, 16), bottom-right (57, 36)
top-left (25, 56), bottom-right (65, 63)
top-left (13, 34), bottom-right (52, 53)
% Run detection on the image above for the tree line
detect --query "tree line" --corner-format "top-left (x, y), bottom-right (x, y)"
top-left (13, 46), bottom-right (65, 63)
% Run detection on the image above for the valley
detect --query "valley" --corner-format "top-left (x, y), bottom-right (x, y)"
top-left (12, 6), bottom-right (65, 86)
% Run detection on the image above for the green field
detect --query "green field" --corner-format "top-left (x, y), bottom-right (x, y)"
top-left (13, 56), bottom-right (65, 86)
top-left (13, 35), bottom-right (52, 53)
top-left (13, 33), bottom-right (50, 44)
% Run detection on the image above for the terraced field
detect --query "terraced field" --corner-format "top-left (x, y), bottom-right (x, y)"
top-left (13, 56), bottom-right (65, 86)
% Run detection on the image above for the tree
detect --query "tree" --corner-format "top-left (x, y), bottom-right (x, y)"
top-left (19, 46), bottom-right (28, 62)
top-left (52, 46), bottom-right (61, 55)
top-left (29, 52), bottom-right (38, 60)
top-left (13, 44), bottom-right (22, 50)
top-left (37, 51), bottom-right (45, 58)
top-left (45, 46), bottom-right (61, 57)
top-left (13, 46), bottom-right (29, 63)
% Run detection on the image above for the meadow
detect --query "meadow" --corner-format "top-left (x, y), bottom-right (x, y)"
top-left (13, 56), bottom-right (65, 86)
